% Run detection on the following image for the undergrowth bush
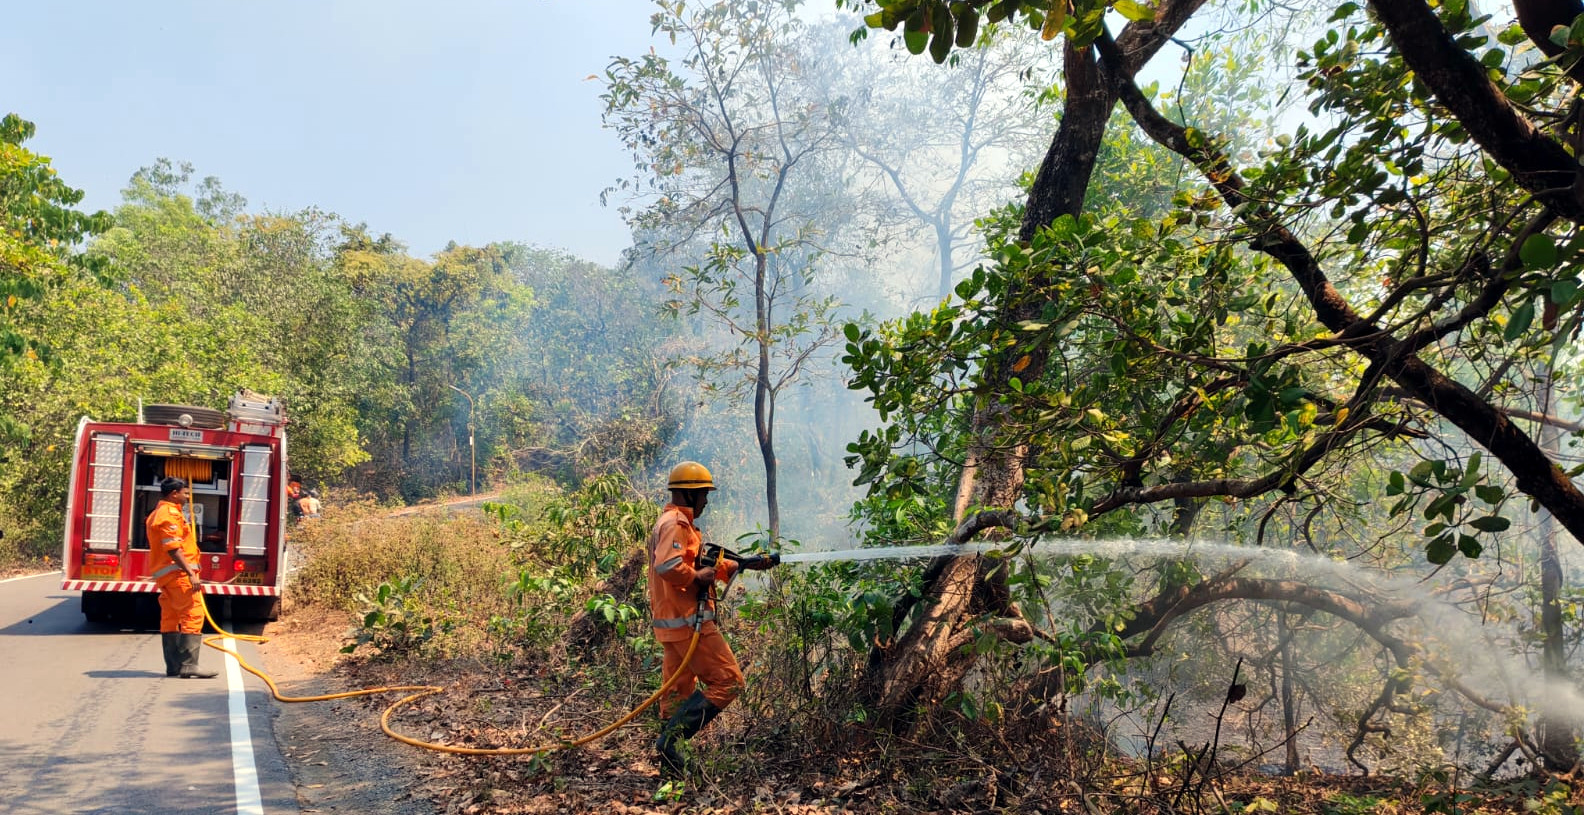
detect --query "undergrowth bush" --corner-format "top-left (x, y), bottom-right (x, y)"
top-left (293, 473), bottom-right (665, 666)
top-left (340, 575), bottom-right (454, 658)
top-left (0, 500), bottom-right (47, 571)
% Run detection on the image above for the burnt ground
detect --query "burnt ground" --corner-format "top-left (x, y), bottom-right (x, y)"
top-left (253, 602), bottom-right (1584, 815)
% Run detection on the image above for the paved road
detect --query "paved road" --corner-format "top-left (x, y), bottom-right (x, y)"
top-left (0, 572), bottom-right (299, 815)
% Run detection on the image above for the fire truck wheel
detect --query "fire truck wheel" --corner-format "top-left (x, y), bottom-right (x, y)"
top-left (82, 591), bottom-right (115, 623)
top-left (144, 404), bottom-right (228, 429)
top-left (243, 596), bottom-right (282, 622)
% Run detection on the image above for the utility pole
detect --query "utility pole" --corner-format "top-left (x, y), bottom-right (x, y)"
top-left (447, 384), bottom-right (476, 496)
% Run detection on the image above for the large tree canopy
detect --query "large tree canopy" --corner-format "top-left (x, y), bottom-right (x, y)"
top-left (831, 0), bottom-right (1584, 750)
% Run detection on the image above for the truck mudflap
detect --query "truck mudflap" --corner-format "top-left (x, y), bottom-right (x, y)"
top-left (61, 579), bottom-right (281, 596)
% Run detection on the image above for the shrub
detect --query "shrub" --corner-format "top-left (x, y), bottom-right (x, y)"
top-left (341, 575), bottom-right (454, 658)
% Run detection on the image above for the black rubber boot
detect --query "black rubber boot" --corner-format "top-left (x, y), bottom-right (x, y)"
top-left (161, 633), bottom-right (183, 677)
top-left (178, 633), bottom-right (218, 679)
top-left (655, 690), bottom-right (724, 777)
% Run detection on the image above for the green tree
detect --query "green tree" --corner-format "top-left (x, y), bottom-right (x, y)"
top-left (836, 0), bottom-right (1584, 760)
top-left (603, 0), bottom-right (851, 539)
top-left (494, 243), bottom-right (678, 482)
top-left (338, 231), bottom-right (535, 498)
top-left (93, 164), bottom-right (372, 478)
top-left (0, 114), bottom-right (112, 440)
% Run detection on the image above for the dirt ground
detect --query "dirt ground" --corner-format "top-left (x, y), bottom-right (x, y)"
top-left (254, 602), bottom-right (842, 814)
top-left (255, 602), bottom-right (448, 814)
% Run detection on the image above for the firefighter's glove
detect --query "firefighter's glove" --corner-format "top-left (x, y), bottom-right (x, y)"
top-left (693, 559), bottom-right (736, 588)
top-left (738, 553), bottom-right (781, 571)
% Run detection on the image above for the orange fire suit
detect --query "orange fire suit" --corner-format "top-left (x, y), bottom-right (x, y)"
top-left (145, 499), bottom-right (204, 634)
top-left (647, 504), bottom-right (742, 715)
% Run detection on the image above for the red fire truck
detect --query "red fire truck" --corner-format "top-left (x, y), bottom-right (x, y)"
top-left (60, 391), bottom-right (290, 623)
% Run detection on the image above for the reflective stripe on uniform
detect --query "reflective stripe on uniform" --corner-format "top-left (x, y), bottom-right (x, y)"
top-left (161, 537), bottom-right (182, 546)
top-left (656, 556), bottom-right (683, 574)
top-left (652, 609), bottom-right (714, 629)
top-left (151, 564), bottom-right (182, 579)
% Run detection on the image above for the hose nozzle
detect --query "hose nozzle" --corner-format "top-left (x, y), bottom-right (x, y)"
top-left (738, 553), bottom-right (781, 571)
top-left (700, 543), bottom-right (780, 571)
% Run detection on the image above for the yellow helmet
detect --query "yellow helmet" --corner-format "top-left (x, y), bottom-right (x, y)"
top-left (667, 461), bottom-right (716, 491)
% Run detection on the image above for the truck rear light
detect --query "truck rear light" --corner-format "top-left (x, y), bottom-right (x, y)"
top-left (233, 558), bottom-right (262, 572)
top-left (85, 554), bottom-right (119, 567)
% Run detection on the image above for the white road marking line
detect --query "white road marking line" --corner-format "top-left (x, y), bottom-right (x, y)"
top-left (0, 570), bottom-right (62, 584)
top-left (224, 636), bottom-right (265, 815)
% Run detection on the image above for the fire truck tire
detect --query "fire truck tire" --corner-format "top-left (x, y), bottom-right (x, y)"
top-left (144, 404), bottom-right (228, 430)
top-left (242, 596), bottom-right (281, 622)
top-left (82, 591), bottom-right (115, 623)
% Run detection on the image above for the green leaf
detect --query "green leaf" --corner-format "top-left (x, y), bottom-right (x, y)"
top-left (1498, 23), bottom-right (1528, 45)
top-left (1506, 299), bottom-right (1534, 342)
top-left (1458, 534), bottom-right (1483, 559)
top-left (1425, 535), bottom-right (1457, 565)
top-left (1468, 514), bottom-right (1510, 532)
top-left (1113, 0), bottom-right (1155, 21)
top-left (1387, 471), bottom-right (1405, 496)
top-left (1475, 485), bottom-right (1505, 504)
top-left (1521, 234), bottom-right (1557, 269)
top-left (1551, 279), bottom-right (1579, 307)
top-left (904, 30), bottom-right (928, 54)
top-left (955, 8), bottom-right (979, 46)
top-left (929, 23), bottom-right (953, 62)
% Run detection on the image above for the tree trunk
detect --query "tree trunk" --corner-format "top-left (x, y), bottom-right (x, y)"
top-left (936, 220), bottom-right (955, 302)
top-left (402, 346), bottom-right (416, 464)
top-left (754, 250), bottom-right (780, 540)
top-left (1534, 356), bottom-right (1577, 769)
top-left (862, 0), bottom-right (1208, 727)
top-left (1279, 610), bottom-right (1301, 774)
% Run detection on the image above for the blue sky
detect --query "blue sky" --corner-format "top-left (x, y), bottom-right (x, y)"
top-left (3, 0), bottom-right (661, 266)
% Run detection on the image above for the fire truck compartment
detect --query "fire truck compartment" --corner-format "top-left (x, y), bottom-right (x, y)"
top-left (131, 451), bottom-right (232, 553)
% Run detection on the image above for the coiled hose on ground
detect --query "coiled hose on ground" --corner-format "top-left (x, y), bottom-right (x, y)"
top-left (195, 592), bottom-right (701, 756)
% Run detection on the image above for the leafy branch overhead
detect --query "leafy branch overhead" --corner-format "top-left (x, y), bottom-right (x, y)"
top-left (844, 0), bottom-right (1161, 63)
top-left (841, 0), bottom-right (1584, 569)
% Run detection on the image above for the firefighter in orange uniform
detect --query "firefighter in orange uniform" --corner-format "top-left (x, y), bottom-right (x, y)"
top-left (145, 476), bottom-right (217, 679)
top-left (648, 461), bottom-right (779, 776)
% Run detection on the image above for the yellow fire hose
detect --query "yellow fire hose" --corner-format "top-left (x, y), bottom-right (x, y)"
top-left (193, 591), bottom-right (702, 756)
